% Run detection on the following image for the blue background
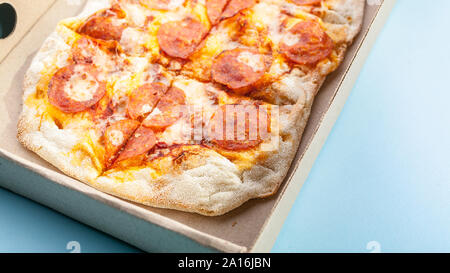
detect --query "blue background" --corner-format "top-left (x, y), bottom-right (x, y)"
top-left (1, 0), bottom-right (449, 253)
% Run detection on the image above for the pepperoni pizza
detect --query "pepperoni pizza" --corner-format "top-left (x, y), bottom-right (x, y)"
top-left (18, 0), bottom-right (365, 216)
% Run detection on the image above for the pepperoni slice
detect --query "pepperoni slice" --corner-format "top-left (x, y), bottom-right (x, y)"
top-left (79, 7), bottom-right (127, 41)
top-left (104, 119), bottom-right (140, 168)
top-left (157, 18), bottom-right (209, 59)
top-left (280, 20), bottom-right (334, 65)
top-left (291, 0), bottom-right (322, 5)
top-left (140, 0), bottom-right (185, 10)
top-left (221, 0), bottom-right (255, 20)
top-left (127, 83), bottom-right (167, 120)
top-left (116, 126), bottom-right (156, 162)
top-left (142, 108), bottom-right (183, 131)
top-left (156, 86), bottom-right (186, 112)
top-left (142, 87), bottom-right (186, 130)
top-left (206, 0), bottom-right (228, 25)
top-left (72, 37), bottom-right (118, 64)
top-left (72, 37), bottom-right (98, 64)
top-left (48, 64), bottom-right (106, 113)
top-left (209, 104), bottom-right (269, 151)
top-left (211, 48), bottom-right (267, 93)
top-left (89, 95), bottom-right (113, 122)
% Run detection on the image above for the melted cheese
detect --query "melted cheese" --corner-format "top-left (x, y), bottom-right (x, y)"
top-left (65, 66), bottom-right (99, 102)
top-left (120, 27), bottom-right (150, 55)
top-left (122, 3), bottom-right (149, 27)
top-left (282, 32), bottom-right (300, 46)
top-left (110, 57), bottom-right (151, 99)
top-left (168, 0), bottom-right (185, 10)
top-left (158, 118), bottom-right (192, 145)
top-left (250, 2), bottom-right (284, 45)
top-left (141, 103), bottom-right (153, 115)
top-left (108, 130), bottom-right (125, 146)
top-left (237, 51), bottom-right (265, 72)
top-left (154, 78), bottom-right (215, 146)
top-left (173, 78), bottom-right (216, 107)
top-left (147, 107), bottom-right (162, 119)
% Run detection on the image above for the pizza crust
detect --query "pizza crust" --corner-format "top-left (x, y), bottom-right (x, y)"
top-left (18, 0), bottom-right (365, 216)
top-left (326, 0), bottom-right (366, 42)
top-left (74, 87), bottom-right (314, 216)
top-left (18, 28), bottom-right (102, 183)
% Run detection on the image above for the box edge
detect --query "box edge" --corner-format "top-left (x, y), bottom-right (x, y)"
top-left (250, 0), bottom-right (398, 253)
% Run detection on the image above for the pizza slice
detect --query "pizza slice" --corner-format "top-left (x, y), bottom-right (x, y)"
top-left (61, 0), bottom-right (364, 106)
top-left (58, 0), bottom-right (210, 60)
top-left (96, 76), bottom-right (306, 215)
top-left (18, 23), bottom-right (174, 180)
top-left (181, 0), bottom-right (365, 104)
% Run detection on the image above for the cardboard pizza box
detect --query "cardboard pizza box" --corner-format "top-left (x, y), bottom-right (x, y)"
top-left (0, 0), bottom-right (396, 253)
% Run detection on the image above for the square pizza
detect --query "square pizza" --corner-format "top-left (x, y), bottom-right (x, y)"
top-left (18, 0), bottom-right (365, 216)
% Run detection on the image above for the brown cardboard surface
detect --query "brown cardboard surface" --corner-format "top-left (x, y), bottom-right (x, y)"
top-left (0, 0), bottom-right (389, 252)
top-left (0, 0), bottom-right (56, 62)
